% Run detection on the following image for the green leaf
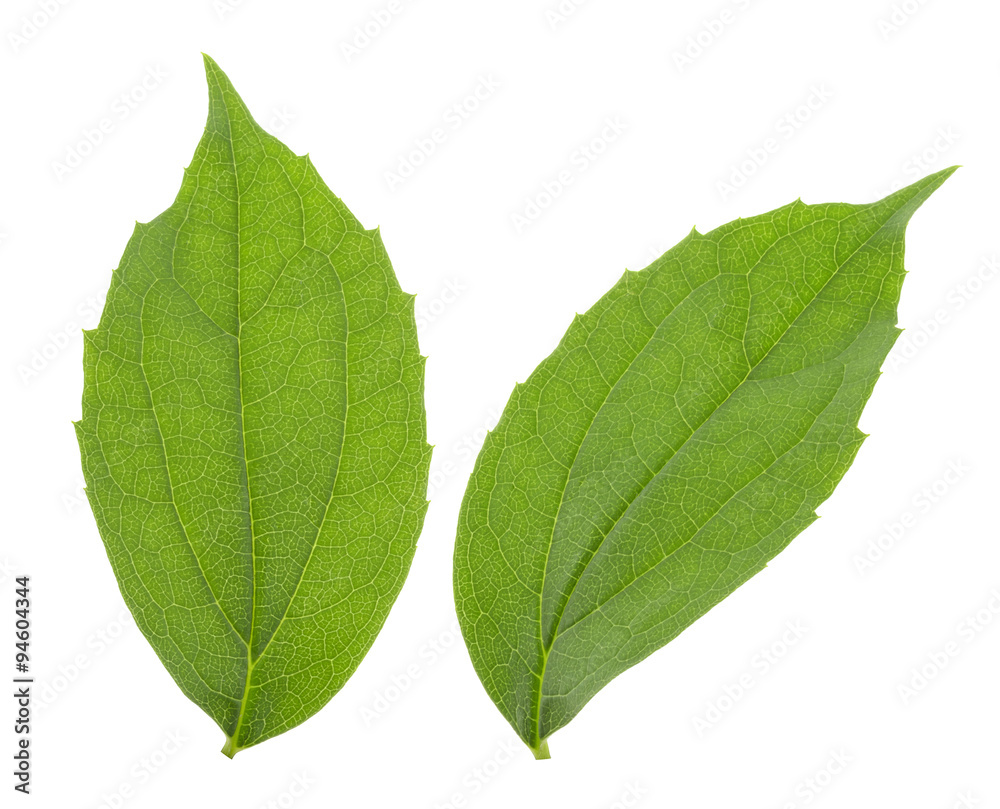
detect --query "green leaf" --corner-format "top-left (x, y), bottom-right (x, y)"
top-left (76, 55), bottom-right (431, 756)
top-left (454, 169), bottom-right (955, 758)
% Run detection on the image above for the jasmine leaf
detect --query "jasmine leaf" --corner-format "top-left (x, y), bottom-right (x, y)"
top-left (76, 56), bottom-right (431, 756)
top-left (454, 170), bottom-right (955, 758)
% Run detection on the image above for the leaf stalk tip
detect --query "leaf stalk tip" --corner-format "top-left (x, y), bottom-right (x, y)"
top-left (221, 735), bottom-right (241, 759)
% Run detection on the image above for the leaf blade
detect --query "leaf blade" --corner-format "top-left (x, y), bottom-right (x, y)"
top-left (77, 55), bottom-right (431, 755)
top-left (454, 170), bottom-right (954, 754)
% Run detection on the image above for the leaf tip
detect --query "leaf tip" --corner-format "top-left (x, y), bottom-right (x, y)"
top-left (200, 54), bottom-right (229, 97)
top-left (879, 165), bottom-right (958, 211)
top-left (201, 52), bottom-right (224, 77)
top-left (921, 164), bottom-right (960, 191)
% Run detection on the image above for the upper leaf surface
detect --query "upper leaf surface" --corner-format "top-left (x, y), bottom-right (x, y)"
top-left (76, 56), bottom-right (431, 754)
top-left (454, 170), bottom-right (954, 754)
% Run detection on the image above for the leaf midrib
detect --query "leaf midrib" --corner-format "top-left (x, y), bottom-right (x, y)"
top-left (532, 200), bottom-right (906, 739)
top-left (228, 85), bottom-right (257, 749)
top-left (540, 375), bottom-right (845, 706)
top-left (185, 81), bottom-right (351, 747)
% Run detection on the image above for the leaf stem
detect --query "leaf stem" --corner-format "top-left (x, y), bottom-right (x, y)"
top-left (530, 739), bottom-right (551, 760)
top-left (221, 734), bottom-right (241, 759)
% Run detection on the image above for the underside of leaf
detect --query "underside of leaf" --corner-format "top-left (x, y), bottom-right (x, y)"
top-left (76, 56), bottom-right (431, 755)
top-left (454, 169), bottom-right (954, 756)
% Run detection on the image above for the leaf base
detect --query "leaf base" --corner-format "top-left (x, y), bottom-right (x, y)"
top-left (221, 735), bottom-right (242, 759)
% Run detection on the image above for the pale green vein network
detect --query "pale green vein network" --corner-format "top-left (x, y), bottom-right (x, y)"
top-left (454, 168), bottom-right (954, 757)
top-left (137, 288), bottom-right (249, 646)
top-left (541, 207), bottom-right (896, 646)
top-left (76, 56), bottom-right (431, 756)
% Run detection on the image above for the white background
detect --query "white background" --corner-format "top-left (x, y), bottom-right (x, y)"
top-left (2, 0), bottom-right (998, 807)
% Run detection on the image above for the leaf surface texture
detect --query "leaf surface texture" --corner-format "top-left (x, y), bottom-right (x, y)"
top-left (76, 56), bottom-right (430, 755)
top-left (454, 171), bottom-right (954, 755)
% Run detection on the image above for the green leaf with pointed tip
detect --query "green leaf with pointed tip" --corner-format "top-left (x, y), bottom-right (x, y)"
top-left (76, 56), bottom-right (431, 756)
top-left (454, 169), bottom-right (955, 757)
